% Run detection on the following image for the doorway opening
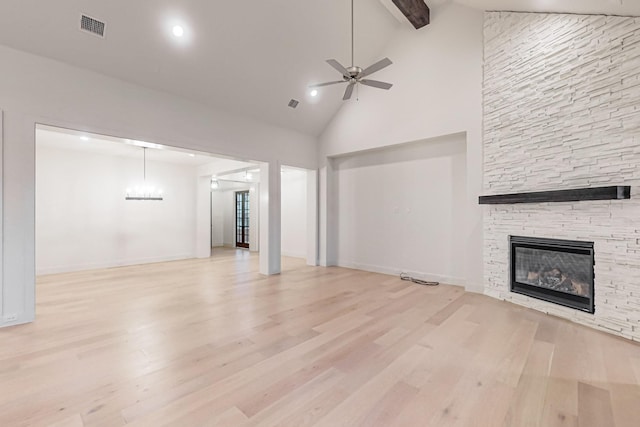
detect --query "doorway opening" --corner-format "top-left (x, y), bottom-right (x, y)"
top-left (35, 124), bottom-right (259, 275)
top-left (235, 190), bottom-right (250, 248)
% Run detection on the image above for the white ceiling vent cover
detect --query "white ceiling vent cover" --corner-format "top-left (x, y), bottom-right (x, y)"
top-left (80, 14), bottom-right (106, 38)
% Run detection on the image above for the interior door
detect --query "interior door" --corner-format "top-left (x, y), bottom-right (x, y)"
top-left (235, 190), bottom-right (250, 248)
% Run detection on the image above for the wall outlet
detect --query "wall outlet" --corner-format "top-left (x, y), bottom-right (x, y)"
top-left (2, 314), bottom-right (18, 322)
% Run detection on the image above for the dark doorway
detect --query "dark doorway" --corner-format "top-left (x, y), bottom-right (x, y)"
top-left (235, 190), bottom-right (250, 248)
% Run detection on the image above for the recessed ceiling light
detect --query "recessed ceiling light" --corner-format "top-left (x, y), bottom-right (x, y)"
top-left (80, 136), bottom-right (90, 141)
top-left (188, 153), bottom-right (195, 157)
top-left (172, 25), bottom-right (184, 37)
top-left (310, 89), bottom-right (318, 97)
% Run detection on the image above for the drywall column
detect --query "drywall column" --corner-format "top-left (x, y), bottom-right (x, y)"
top-left (465, 127), bottom-right (483, 293)
top-left (196, 175), bottom-right (211, 258)
top-left (0, 109), bottom-right (3, 322)
top-left (249, 183), bottom-right (259, 252)
top-left (318, 158), bottom-right (337, 267)
top-left (306, 169), bottom-right (318, 266)
top-left (2, 113), bottom-right (36, 327)
top-left (259, 161), bottom-right (281, 275)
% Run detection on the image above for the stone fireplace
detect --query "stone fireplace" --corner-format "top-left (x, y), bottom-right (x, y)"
top-left (483, 12), bottom-right (640, 340)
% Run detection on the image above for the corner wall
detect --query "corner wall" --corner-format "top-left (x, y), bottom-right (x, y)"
top-left (483, 12), bottom-right (640, 340)
top-left (281, 169), bottom-right (308, 259)
top-left (318, 3), bottom-right (484, 291)
top-left (334, 133), bottom-right (467, 284)
top-left (36, 146), bottom-right (198, 274)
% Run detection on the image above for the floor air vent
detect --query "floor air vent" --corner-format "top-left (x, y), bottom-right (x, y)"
top-left (80, 14), bottom-right (106, 38)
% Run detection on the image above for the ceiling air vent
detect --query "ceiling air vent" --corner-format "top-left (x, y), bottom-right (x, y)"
top-left (288, 99), bottom-right (300, 109)
top-left (80, 14), bottom-right (106, 38)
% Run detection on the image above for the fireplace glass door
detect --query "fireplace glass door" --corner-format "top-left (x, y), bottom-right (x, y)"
top-left (510, 236), bottom-right (594, 313)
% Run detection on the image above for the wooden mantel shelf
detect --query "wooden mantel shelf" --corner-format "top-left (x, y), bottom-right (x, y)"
top-left (478, 186), bottom-right (631, 205)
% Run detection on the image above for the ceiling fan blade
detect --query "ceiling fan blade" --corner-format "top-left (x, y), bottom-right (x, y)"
top-left (359, 57), bottom-right (393, 78)
top-left (326, 59), bottom-right (351, 79)
top-left (309, 80), bottom-right (348, 88)
top-left (343, 82), bottom-right (355, 100)
top-left (360, 79), bottom-right (393, 90)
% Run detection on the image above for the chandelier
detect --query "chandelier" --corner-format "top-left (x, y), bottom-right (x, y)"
top-left (125, 147), bottom-right (164, 201)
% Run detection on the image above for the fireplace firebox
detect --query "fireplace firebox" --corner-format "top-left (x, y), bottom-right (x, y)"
top-left (510, 236), bottom-right (594, 313)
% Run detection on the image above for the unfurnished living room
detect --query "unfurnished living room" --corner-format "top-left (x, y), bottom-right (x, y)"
top-left (0, 0), bottom-right (639, 426)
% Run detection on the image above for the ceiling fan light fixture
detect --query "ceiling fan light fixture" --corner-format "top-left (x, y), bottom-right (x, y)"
top-left (310, 89), bottom-right (318, 97)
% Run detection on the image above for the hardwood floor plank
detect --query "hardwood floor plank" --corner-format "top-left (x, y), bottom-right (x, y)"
top-left (505, 340), bottom-right (554, 426)
top-left (313, 344), bottom-right (432, 427)
top-left (609, 384), bottom-right (640, 427)
top-left (390, 355), bottom-right (470, 426)
top-left (577, 382), bottom-right (615, 427)
top-left (0, 249), bottom-right (638, 426)
top-left (541, 378), bottom-right (579, 427)
top-left (356, 381), bottom-right (419, 427)
top-left (45, 414), bottom-right (85, 427)
top-left (240, 367), bottom-right (345, 427)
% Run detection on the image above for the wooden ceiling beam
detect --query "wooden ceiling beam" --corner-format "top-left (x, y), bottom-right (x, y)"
top-left (391, 0), bottom-right (430, 29)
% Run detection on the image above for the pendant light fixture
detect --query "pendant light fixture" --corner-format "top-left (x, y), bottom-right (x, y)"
top-left (125, 147), bottom-right (164, 201)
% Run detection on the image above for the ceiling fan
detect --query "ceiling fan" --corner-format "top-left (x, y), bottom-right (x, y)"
top-left (310, 0), bottom-right (393, 101)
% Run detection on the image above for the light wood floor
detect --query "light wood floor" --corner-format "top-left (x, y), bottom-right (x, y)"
top-left (1, 249), bottom-right (640, 426)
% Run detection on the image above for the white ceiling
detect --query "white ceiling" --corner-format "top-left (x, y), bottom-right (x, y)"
top-left (215, 166), bottom-right (307, 186)
top-left (2, 1), bottom-right (639, 138)
top-left (0, 0), bottom-right (399, 136)
top-left (36, 125), bottom-right (255, 171)
top-left (455, 0), bottom-right (640, 16)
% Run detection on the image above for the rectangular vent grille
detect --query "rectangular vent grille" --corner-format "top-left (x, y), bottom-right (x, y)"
top-left (80, 15), bottom-right (105, 37)
top-left (288, 99), bottom-right (299, 109)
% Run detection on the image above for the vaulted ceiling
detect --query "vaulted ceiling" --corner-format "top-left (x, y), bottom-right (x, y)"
top-left (457, 0), bottom-right (640, 16)
top-left (0, 1), bottom-right (638, 137)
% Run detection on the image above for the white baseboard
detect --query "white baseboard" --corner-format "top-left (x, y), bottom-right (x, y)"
top-left (336, 260), bottom-right (466, 287)
top-left (281, 250), bottom-right (306, 259)
top-left (464, 283), bottom-right (485, 294)
top-left (0, 312), bottom-right (33, 329)
top-left (36, 253), bottom-right (197, 275)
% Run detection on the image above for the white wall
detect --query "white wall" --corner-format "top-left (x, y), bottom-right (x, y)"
top-left (0, 45), bottom-right (315, 326)
top-left (211, 191), bottom-right (224, 247)
top-left (281, 169), bottom-right (308, 259)
top-left (36, 145), bottom-right (197, 274)
top-left (334, 134), bottom-right (467, 284)
top-left (222, 190), bottom-right (236, 247)
top-left (318, 3), bottom-right (484, 291)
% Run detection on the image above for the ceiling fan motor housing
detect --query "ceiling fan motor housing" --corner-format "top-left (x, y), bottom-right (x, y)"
top-left (347, 66), bottom-right (363, 79)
